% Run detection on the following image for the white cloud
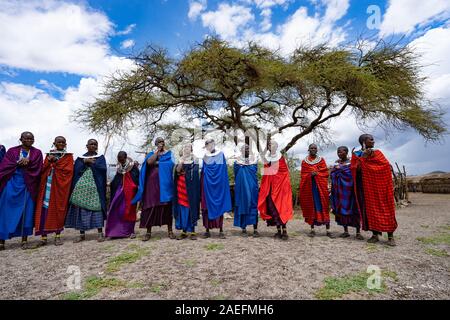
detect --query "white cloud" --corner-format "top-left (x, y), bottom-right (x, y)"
top-left (116, 23), bottom-right (136, 36)
top-left (197, 0), bottom-right (349, 55)
top-left (201, 3), bottom-right (255, 40)
top-left (380, 0), bottom-right (450, 36)
top-left (0, 0), bottom-right (133, 77)
top-left (188, 0), bottom-right (207, 21)
top-left (120, 39), bottom-right (135, 49)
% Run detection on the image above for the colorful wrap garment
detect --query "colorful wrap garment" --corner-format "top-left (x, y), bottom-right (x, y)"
top-left (173, 161), bottom-right (200, 233)
top-left (330, 160), bottom-right (360, 228)
top-left (65, 154), bottom-right (107, 231)
top-left (0, 146), bottom-right (43, 240)
top-left (351, 149), bottom-right (397, 233)
top-left (0, 145), bottom-right (5, 163)
top-left (105, 162), bottom-right (140, 238)
top-left (201, 152), bottom-right (231, 229)
top-left (34, 153), bottom-right (74, 236)
top-left (133, 151), bottom-right (174, 228)
top-left (299, 157), bottom-right (330, 226)
top-left (233, 162), bottom-right (258, 229)
top-left (257, 156), bottom-right (293, 225)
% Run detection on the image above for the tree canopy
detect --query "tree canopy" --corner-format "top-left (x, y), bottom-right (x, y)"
top-left (76, 37), bottom-right (446, 152)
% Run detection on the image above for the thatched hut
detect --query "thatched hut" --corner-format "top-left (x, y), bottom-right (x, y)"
top-left (421, 173), bottom-right (450, 194)
top-left (407, 175), bottom-right (424, 193)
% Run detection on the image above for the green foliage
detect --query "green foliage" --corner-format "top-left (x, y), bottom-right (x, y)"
top-left (106, 247), bottom-right (149, 273)
top-left (63, 276), bottom-right (126, 300)
top-left (205, 243), bottom-right (225, 251)
top-left (77, 37), bottom-right (446, 151)
top-left (315, 270), bottom-right (396, 300)
top-left (425, 248), bottom-right (449, 257)
top-left (417, 233), bottom-right (450, 245)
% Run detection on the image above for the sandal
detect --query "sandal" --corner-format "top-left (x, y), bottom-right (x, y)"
top-left (202, 232), bottom-right (211, 239)
top-left (54, 237), bottom-right (63, 246)
top-left (97, 233), bottom-right (105, 242)
top-left (386, 238), bottom-right (397, 247)
top-left (129, 233), bottom-right (137, 239)
top-left (355, 233), bottom-right (364, 241)
top-left (367, 235), bottom-right (379, 244)
top-left (177, 232), bottom-right (188, 240)
top-left (253, 230), bottom-right (260, 238)
top-left (219, 232), bottom-right (226, 239)
top-left (327, 232), bottom-right (336, 239)
top-left (281, 232), bottom-right (289, 241)
top-left (168, 232), bottom-right (176, 240)
top-left (73, 235), bottom-right (86, 243)
top-left (339, 232), bottom-right (350, 238)
top-left (0, 244), bottom-right (5, 251)
top-left (190, 233), bottom-right (198, 240)
top-left (274, 232), bottom-right (282, 239)
top-left (308, 230), bottom-right (316, 238)
top-left (241, 229), bottom-right (248, 237)
top-left (142, 233), bottom-right (151, 242)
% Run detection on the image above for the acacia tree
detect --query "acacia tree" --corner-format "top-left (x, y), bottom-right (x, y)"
top-left (76, 37), bottom-right (446, 152)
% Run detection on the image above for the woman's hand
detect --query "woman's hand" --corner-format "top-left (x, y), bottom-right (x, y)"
top-left (84, 158), bottom-right (96, 165)
top-left (17, 158), bottom-right (30, 166)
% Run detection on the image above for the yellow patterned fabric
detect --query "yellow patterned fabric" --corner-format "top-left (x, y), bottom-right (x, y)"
top-left (69, 168), bottom-right (102, 211)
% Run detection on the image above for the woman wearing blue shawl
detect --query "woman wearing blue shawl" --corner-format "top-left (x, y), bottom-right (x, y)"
top-left (233, 144), bottom-right (259, 237)
top-left (65, 139), bottom-right (107, 243)
top-left (133, 137), bottom-right (175, 241)
top-left (330, 146), bottom-right (363, 240)
top-left (201, 139), bottom-right (232, 239)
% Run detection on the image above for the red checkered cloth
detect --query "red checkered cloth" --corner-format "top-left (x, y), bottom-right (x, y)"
top-left (299, 158), bottom-right (330, 226)
top-left (351, 150), bottom-right (397, 232)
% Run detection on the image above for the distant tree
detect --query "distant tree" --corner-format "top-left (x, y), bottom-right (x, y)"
top-left (76, 37), bottom-right (446, 151)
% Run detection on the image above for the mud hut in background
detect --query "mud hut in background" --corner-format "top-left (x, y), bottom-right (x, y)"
top-left (421, 173), bottom-right (450, 194)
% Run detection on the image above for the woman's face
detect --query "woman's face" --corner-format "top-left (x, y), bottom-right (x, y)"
top-left (86, 139), bottom-right (98, 153)
top-left (117, 153), bottom-right (127, 164)
top-left (156, 138), bottom-right (165, 150)
top-left (365, 135), bottom-right (375, 148)
top-left (337, 148), bottom-right (348, 160)
top-left (20, 133), bottom-right (35, 148)
top-left (269, 141), bottom-right (278, 154)
top-left (308, 144), bottom-right (318, 156)
top-left (54, 137), bottom-right (66, 151)
top-left (183, 145), bottom-right (192, 157)
top-left (206, 141), bottom-right (215, 153)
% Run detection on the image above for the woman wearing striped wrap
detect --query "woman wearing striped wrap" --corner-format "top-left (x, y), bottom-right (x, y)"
top-left (34, 136), bottom-right (74, 246)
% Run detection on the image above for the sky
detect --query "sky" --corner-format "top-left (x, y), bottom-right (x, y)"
top-left (0, 0), bottom-right (449, 175)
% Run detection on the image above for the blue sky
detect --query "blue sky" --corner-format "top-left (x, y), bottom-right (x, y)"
top-left (0, 0), bottom-right (449, 174)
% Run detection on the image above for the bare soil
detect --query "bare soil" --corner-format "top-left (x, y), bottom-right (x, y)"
top-left (0, 193), bottom-right (449, 300)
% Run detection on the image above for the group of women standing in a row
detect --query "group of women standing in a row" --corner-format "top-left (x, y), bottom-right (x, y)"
top-left (0, 131), bottom-right (397, 251)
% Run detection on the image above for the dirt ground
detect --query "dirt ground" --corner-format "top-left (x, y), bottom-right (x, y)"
top-left (0, 193), bottom-right (449, 300)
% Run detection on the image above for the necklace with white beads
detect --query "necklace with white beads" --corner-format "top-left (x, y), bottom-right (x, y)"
top-left (304, 155), bottom-right (322, 165)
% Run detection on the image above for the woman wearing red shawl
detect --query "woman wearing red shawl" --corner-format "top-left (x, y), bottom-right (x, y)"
top-left (0, 132), bottom-right (43, 250)
top-left (257, 140), bottom-right (293, 240)
top-left (351, 134), bottom-right (397, 246)
top-left (105, 151), bottom-right (139, 239)
top-left (34, 136), bottom-right (74, 246)
top-left (299, 144), bottom-right (334, 238)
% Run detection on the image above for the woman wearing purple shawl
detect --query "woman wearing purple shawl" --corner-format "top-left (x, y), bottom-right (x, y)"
top-left (0, 132), bottom-right (43, 250)
top-left (330, 146), bottom-right (363, 240)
